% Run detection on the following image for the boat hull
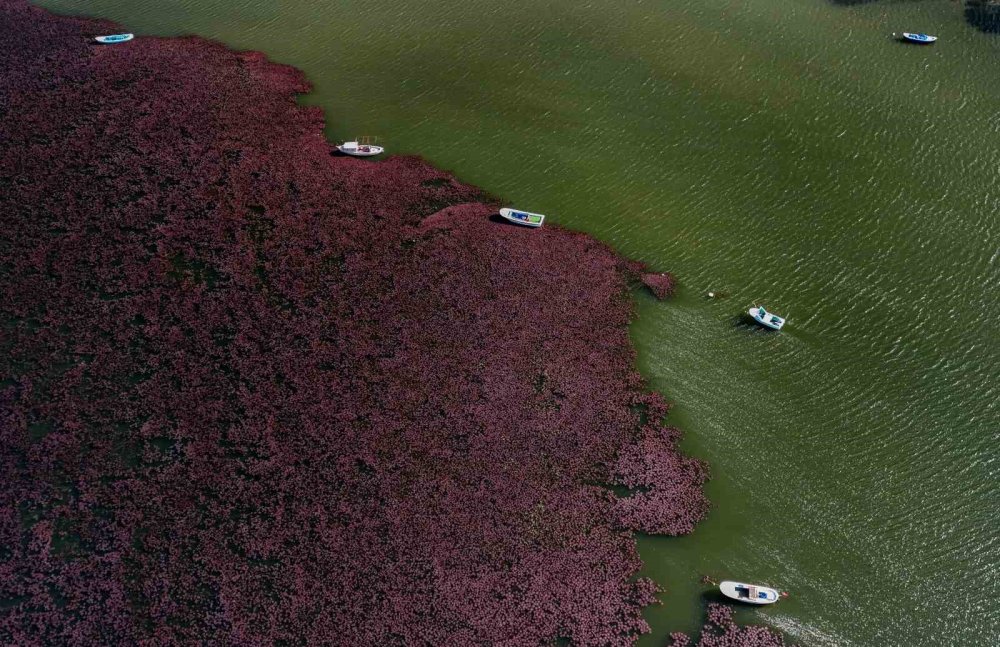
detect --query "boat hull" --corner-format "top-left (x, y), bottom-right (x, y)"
top-left (749, 307), bottom-right (784, 330)
top-left (337, 145), bottom-right (384, 157)
top-left (499, 207), bottom-right (544, 228)
top-left (720, 581), bottom-right (780, 605)
top-left (901, 32), bottom-right (937, 44)
top-left (95, 34), bottom-right (134, 44)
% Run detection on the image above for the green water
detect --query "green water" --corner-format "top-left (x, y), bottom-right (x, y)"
top-left (36, 0), bottom-right (999, 644)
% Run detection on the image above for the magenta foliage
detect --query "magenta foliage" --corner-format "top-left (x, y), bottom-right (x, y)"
top-left (669, 605), bottom-right (788, 647)
top-left (640, 273), bottom-right (676, 300)
top-left (0, 1), bottom-right (709, 644)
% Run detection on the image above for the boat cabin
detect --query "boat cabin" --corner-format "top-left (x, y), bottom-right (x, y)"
top-left (736, 585), bottom-right (770, 601)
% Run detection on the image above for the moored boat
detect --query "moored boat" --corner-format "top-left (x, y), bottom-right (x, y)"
top-left (899, 32), bottom-right (937, 44)
top-left (337, 136), bottom-right (384, 157)
top-left (720, 581), bottom-right (781, 605)
top-left (499, 208), bottom-right (545, 228)
top-left (749, 306), bottom-right (785, 330)
top-left (95, 33), bottom-right (134, 44)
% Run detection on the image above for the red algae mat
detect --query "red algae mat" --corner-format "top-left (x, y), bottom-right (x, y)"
top-left (0, 1), bottom-right (784, 644)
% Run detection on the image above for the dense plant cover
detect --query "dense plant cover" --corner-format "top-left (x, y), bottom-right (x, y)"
top-left (1, 1), bottom-right (775, 644)
top-left (639, 273), bottom-right (676, 301)
top-left (669, 605), bottom-right (786, 647)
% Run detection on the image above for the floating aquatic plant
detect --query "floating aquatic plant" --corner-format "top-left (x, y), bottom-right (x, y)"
top-left (670, 604), bottom-right (787, 646)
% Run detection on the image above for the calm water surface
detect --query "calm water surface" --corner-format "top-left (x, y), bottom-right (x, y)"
top-left (37, 0), bottom-right (1000, 644)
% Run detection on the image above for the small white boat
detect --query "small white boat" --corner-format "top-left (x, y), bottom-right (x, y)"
top-left (499, 208), bottom-right (545, 228)
top-left (749, 306), bottom-right (785, 330)
top-left (899, 32), bottom-right (937, 44)
top-left (720, 581), bottom-right (781, 605)
top-left (95, 33), bottom-right (134, 44)
top-left (337, 136), bottom-right (383, 157)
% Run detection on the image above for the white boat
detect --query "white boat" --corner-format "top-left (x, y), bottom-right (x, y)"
top-left (749, 306), bottom-right (785, 330)
top-left (337, 136), bottom-right (383, 157)
top-left (95, 33), bottom-right (134, 44)
top-left (499, 208), bottom-right (545, 228)
top-left (720, 581), bottom-right (781, 605)
top-left (899, 32), bottom-right (937, 44)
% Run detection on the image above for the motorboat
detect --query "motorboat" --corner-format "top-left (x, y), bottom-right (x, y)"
top-left (899, 32), bottom-right (937, 44)
top-left (337, 136), bottom-right (384, 157)
top-left (749, 306), bottom-right (785, 330)
top-left (499, 208), bottom-right (545, 228)
top-left (720, 581), bottom-right (781, 605)
top-left (95, 34), bottom-right (134, 44)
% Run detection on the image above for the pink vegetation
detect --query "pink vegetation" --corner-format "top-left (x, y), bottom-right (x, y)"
top-left (640, 272), bottom-right (676, 300)
top-left (0, 1), bottom-right (753, 645)
top-left (669, 605), bottom-right (787, 647)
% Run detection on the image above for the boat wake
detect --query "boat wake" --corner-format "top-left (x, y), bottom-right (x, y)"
top-left (765, 614), bottom-right (852, 647)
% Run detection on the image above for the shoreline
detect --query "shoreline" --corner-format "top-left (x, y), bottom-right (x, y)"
top-left (1, 1), bottom-right (784, 644)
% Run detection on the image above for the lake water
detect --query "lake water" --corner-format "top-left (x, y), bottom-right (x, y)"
top-left (36, 0), bottom-right (999, 644)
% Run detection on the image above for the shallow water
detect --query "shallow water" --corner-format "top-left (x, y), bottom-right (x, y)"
top-left (36, 0), bottom-right (1000, 644)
